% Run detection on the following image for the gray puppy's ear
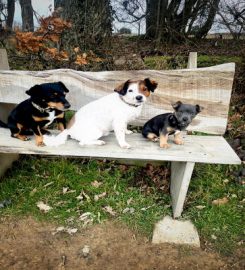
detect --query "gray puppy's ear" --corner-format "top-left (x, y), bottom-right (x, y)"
top-left (196, 104), bottom-right (204, 113)
top-left (172, 101), bottom-right (182, 110)
top-left (26, 85), bottom-right (42, 96)
top-left (114, 80), bottom-right (130, 96)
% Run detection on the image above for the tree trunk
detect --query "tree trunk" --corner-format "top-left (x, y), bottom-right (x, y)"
top-left (6, 0), bottom-right (15, 30)
top-left (195, 0), bottom-right (220, 39)
top-left (19, 0), bottom-right (34, 31)
top-left (146, 0), bottom-right (168, 39)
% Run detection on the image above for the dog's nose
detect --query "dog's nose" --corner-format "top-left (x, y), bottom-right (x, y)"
top-left (136, 95), bottom-right (143, 101)
top-left (64, 103), bottom-right (71, 109)
top-left (183, 116), bottom-right (188, 122)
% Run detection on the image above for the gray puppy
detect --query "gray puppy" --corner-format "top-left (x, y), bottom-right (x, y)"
top-left (142, 101), bottom-right (204, 148)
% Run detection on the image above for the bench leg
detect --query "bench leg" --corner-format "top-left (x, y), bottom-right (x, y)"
top-left (0, 153), bottom-right (19, 178)
top-left (170, 161), bottom-right (195, 218)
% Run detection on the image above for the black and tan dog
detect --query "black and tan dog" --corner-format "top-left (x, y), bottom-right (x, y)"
top-left (0, 82), bottom-right (70, 146)
top-left (142, 101), bottom-right (203, 148)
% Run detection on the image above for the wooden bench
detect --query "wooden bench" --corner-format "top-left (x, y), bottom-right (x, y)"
top-left (0, 51), bottom-right (241, 218)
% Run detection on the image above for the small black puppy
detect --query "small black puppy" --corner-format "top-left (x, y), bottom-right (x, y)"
top-left (0, 82), bottom-right (71, 146)
top-left (142, 101), bottom-right (203, 148)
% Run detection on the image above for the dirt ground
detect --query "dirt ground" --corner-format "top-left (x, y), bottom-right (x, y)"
top-left (0, 217), bottom-right (243, 270)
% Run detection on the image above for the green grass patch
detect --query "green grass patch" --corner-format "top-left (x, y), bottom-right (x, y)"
top-left (0, 156), bottom-right (243, 255)
top-left (144, 54), bottom-right (242, 70)
top-left (197, 55), bottom-right (242, 67)
top-left (144, 55), bottom-right (186, 70)
top-left (184, 164), bottom-right (244, 255)
top-left (0, 157), bottom-right (170, 235)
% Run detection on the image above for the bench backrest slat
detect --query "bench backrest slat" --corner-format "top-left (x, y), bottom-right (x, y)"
top-left (0, 63), bottom-right (235, 135)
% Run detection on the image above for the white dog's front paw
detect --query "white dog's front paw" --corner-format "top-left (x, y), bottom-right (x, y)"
top-left (125, 129), bottom-right (133, 135)
top-left (120, 142), bottom-right (131, 149)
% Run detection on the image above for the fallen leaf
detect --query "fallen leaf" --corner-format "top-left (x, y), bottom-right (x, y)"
top-left (212, 197), bottom-right (228, 205)
top-left (91, 180), bottom-right (102, 188)
top-left (66, 228), bottom-right (78, 235)
top-left (76, 191), bottom-right (91, 202)
top-left (195, 205), bottom-right (206, 210)
top-left (127, 198), bottom-right (133, 205)
top-left (74, 47), bottom-right (80, 53)
top-left (52, 226), bottom-right (78, 235)
top-left (37, 201), bottom-right (52, 213)
top-left (63, 187), bottom-right (69, 194)
top-left (122, 207), bottom-right (135, 214)
top-left (30, 188), bottom-right (37, 196)
top-left (103, 206), bottom-right (116, 216)
top-left (82, 245), bottom-right (90, 257)
top-left (76, 193), bottom-right (84, 201)
top-left (78, 212), bottom-right (94, 227)
top-left (140, 205), bottom-right (154, 211)
top-left (43, 182), bottom-right (54, 188)
top-left (56, 226), bottom-right (65, 232)
top-left (94, 192), bottom-right (106, 201)
top-left (79, 212), bottom-right (93, 221)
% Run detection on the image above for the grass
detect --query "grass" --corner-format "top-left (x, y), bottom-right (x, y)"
top-left (0, 156), bottom-right (244, 255)
top-left (144, 54), bottom-right (242, 69)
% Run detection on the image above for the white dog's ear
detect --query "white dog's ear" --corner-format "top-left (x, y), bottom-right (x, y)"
top-left (144, 78), bottom-right (158, 92)
top-left (114, 80), bottom-right (130, 96)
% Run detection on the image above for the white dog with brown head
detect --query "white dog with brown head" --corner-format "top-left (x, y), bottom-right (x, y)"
top-left (43, 78), bottom-right (158, 148)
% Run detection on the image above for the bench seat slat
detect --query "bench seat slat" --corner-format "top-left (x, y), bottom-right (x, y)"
top-left (0, 128), bottom-right (240, 165)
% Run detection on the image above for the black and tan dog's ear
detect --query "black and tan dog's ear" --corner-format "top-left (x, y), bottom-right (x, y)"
top-left (58, 81), bottom-right (69, 93)
top-left (26, 85), bottom-right (41, 96)
top-left (172, 101), bottom-right (182, 110)
top-left (144, 78), bottom-right (158, 92)
top-left (114, 80), bottom-right (130, 96)
top-left (196, 104), bottom-right (204, 113)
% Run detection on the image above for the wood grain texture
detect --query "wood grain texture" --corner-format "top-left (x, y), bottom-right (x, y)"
top-left (0, 128), bottom-right (241, 164)
top-left (0, 63), bottom-right (235, 134)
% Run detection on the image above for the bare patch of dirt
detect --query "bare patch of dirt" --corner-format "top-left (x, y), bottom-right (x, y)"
top-left (0, 217), bottom-right (242, 270)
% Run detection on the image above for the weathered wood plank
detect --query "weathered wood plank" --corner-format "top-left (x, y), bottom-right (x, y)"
top-left (0, 128), bottom-right (241, 164)
top-left (0, 63), bottom-right (235, 135)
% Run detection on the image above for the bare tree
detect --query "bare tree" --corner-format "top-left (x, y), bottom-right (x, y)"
top-left (6, 0), bottom-right (15, 30)
top-left (19, 0), bottom-right (34, 31)
top-left (113, 0), bottom-right (221, 41)
top-left (217, 0), bottom-right (245, 39)
top-left (54, 0), bottom-right (112, 50)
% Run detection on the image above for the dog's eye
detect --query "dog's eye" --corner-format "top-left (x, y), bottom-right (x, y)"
top-left (128, 89), bottom-right (133, 92)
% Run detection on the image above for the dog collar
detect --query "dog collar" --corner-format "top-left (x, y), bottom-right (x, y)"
top-left (32, 102), bottom-right (52, 113)
top-left (119, 96), bottom-right (141, 107)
